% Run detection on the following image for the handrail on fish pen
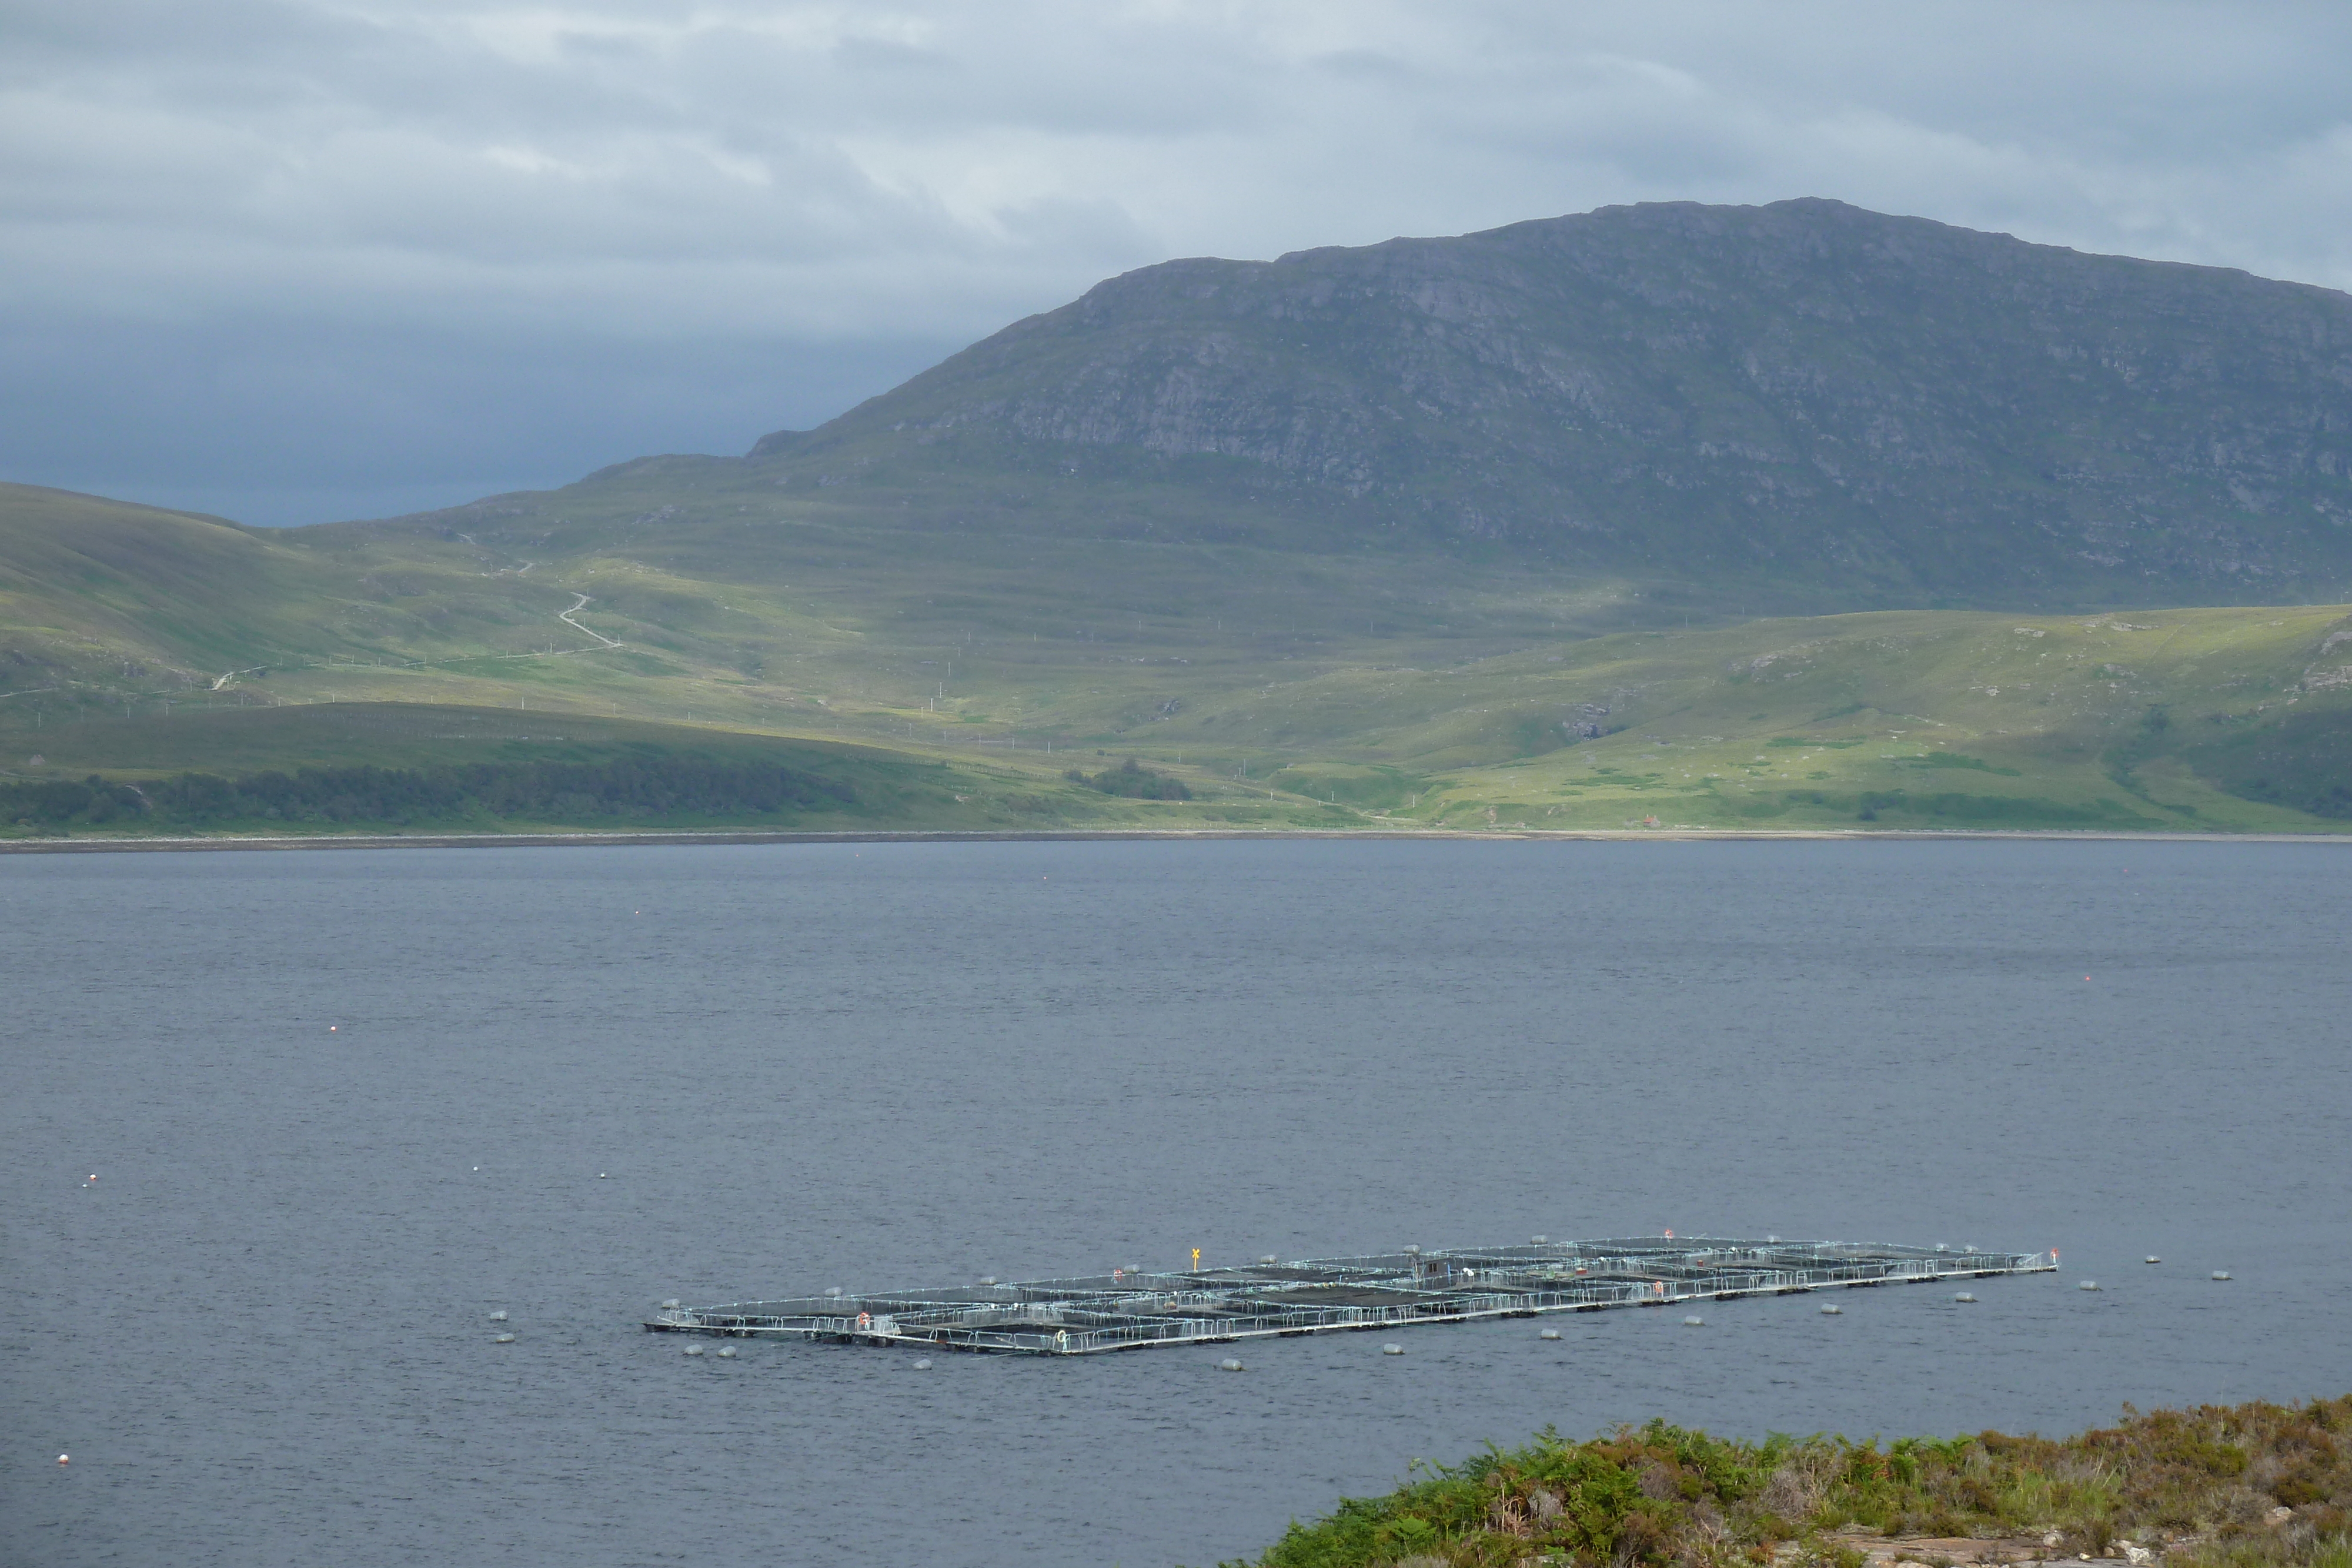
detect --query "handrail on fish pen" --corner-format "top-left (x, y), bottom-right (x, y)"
top-left (645, 1236), bottom-right (2057, 1356)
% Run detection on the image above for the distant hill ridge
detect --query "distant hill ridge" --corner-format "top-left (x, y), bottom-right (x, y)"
top-left (734, 198), bottom-right (2352, 607)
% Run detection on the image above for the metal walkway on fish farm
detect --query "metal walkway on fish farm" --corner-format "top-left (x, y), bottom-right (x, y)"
top-left (643, 1236), bottom-right (2057, 1356)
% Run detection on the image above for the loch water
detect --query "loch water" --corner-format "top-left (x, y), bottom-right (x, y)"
top-left (5, 838), bottom-right (2351, 1567)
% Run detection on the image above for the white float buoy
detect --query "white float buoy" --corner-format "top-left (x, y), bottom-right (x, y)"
top-left (1819, 1304), bottom-right (1842, 1315)
top-left (1382, 1342), bottom-right (1404, 1355)
top-left (913, 1358), bottom-right (932, 1370)
top-left (493, 1332), bottom-right (515, 1343)
top-left (1683, 1315), bottom-right (1705, 1326)
top-left (975, 1278), bottom-right (993, 1288)
top-left (715, 1346), bottom-right (736, 1359)
top-left (1259, 1255), bottom-right (1278, 1265)
top-left (2212, 1271), bottom-right (2231, 1281)
top-left (2080, 1281), bottom-right (2101, 1291)
top-left (683, 1343), bottom-right (704, 1356)
top-left (58, 1453), bottom-right (69, 1465)
top-left (1220, 1358), bottom-right (1244, 1372)
top-left (598, 1173), bottom-right (608, 1179)
top-left (661, 1299), bottom-right (680, 1309)
top-left (2146, 1256), bottom-right (2161, 1264)
top-left (1531, 1234), bottom-right (1548, 1244)
top-left (489, 1310), bottom-right (507, 1322)
top-left (1952, 1293), bottom-right (1976, 1303)
top-left (1539, 1328), bottom-right (1562, 1340)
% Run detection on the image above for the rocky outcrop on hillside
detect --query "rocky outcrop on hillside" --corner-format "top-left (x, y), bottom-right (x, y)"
top-left (754, 199), bottom-right (2352, 606)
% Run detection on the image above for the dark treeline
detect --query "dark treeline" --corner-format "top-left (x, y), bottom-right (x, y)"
top-left (2, 755), bottom-right (859, 830)
top-left (1065, 757), bottom-right (1191, 800)
top-left (2189, 710), bottom-right (2352, 820)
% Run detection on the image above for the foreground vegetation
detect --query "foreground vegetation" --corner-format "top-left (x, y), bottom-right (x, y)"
top-left (1236, 1398), bottom-right (2352, 1568)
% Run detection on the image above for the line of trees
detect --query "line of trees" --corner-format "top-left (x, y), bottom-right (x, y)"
top-left (1064, 757), bottom-right (1192, 800)
top-left (2, 755), bottom-right (860, 830)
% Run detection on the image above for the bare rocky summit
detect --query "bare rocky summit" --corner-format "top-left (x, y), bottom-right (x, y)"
top-left (747, 198), bottom-right (2352, 607)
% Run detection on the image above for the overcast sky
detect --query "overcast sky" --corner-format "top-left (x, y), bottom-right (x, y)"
top-left (8, 1), bottom-right (2352, 526)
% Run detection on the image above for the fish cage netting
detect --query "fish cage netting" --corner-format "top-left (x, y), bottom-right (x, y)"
top-left (644, 1236), bottom-right (2057, 1356)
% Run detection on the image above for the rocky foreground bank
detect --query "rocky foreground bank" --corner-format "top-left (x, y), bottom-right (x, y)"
top-left (1232, 1397), bottom-right (2350, 1568)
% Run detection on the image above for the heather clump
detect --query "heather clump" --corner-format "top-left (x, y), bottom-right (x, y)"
top-left (1237, 1398), bottom-right (2352, 1568)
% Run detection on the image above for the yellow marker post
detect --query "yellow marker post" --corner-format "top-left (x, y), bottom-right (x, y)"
top-left (1191, 1247), bottom-right (1201, 1271)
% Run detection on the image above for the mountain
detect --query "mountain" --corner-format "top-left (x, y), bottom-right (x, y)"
top-left (739, 197), bottom-right (2352, 607)
top-left (316, 198), bottom-right (2352, 644)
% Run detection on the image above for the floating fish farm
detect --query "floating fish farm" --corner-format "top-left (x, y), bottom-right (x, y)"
top-left (644, 1236), bottom-right (2057, 1356)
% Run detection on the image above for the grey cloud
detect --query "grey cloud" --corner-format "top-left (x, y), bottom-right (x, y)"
top-left (1309, 49), bottom-right (1421, 86)
top-left (831, 36), bottom-right (950, 73)
top-left (0, 312), bottom-right (958, 525)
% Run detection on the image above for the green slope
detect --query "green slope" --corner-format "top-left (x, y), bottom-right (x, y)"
top-left (4, 482), bottom-right (2347, 834)
top-left (0, 479), bottom-right (674, 700)
top-left (1321, 604), bottom-right (2352, 832)
top-left (0, 482), bottom-right (320, 677)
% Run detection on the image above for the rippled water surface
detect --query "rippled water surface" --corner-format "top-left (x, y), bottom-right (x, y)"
top-left (6, 839), bottom-right (2352, 1567)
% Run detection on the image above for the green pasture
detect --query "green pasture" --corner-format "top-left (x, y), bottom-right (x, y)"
top-left (5, 484), bottom-right (2350, 834)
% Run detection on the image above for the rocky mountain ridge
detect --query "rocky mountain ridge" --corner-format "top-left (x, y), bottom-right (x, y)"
top-left (741, 198), bottom-right (2352, 607)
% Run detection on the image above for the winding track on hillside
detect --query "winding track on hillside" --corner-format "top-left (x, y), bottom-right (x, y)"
top-left (557, 594), bottom-right (623, 649)
top-left (173, 593), bottom-right (625, 703)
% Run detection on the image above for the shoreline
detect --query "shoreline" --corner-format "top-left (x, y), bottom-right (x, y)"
top-left (6, 825), bottom-right (2352, 854)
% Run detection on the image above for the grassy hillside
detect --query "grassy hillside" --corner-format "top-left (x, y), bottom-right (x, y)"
top-left (0, 483), bottom-right (331, 680)
top-left (1234, 1395), bottom-right (2351, 1568)
top-left (0, 479), bottom-right (722, 706)
top-left (1235, 604), bottom-right (2352, 833)
top-left (4, 486), bottom-right (2348, 835)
